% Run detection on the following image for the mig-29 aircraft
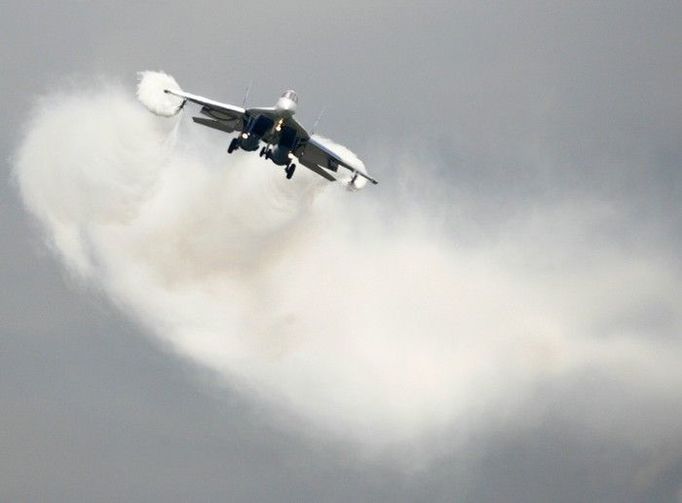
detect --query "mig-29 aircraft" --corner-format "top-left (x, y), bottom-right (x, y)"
top-left (163, 87), bottom-right (378, 186)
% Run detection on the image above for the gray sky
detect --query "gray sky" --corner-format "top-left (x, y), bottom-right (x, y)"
top-left (2, 1), bottom-right (682, 501)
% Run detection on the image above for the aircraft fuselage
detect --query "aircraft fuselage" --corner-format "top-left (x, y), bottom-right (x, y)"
top-left (236, 91), bottom-right (298, 155)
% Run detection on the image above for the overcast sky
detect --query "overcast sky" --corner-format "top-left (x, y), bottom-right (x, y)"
top-left (2, 1), bottom-right (682, 501)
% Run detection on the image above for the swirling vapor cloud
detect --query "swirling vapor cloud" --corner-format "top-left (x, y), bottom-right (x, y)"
top-left (13, 72), bottom-right (682, 459)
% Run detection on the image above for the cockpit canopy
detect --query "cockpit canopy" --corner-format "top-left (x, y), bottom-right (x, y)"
top-left (281, 90), bottom-right (299, 103)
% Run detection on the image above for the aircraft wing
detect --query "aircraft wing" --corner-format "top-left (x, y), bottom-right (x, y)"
top-left (295, 135), bottom-right (378, 185)
top-left (164, 89), bottom-right (246, 132)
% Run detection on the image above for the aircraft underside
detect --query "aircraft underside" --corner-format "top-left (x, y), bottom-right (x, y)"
top-left (227, 115), bottom-right (299, 179)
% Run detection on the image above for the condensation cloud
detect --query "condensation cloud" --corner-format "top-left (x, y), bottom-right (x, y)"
top-left (13, 72), bottom-right (682, 457)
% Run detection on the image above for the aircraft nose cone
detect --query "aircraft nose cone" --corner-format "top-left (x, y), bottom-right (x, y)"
top-left (276, 97), bottom-right (297, 114)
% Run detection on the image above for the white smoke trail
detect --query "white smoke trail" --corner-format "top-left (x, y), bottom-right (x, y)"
top-left (136, 70), bottom-right (184, 117)
top-left (13, 72), bottom-right (682, 457)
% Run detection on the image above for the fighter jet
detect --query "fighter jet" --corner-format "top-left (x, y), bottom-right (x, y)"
top-left (163, 87), bottom-right (378, 186)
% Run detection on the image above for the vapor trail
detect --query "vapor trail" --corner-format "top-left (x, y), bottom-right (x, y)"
top-left (14, 72), bottom-right (682, 458)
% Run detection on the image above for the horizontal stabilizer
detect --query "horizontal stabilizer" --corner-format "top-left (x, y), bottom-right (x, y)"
top-left (304, 163), bottom-right (337, 182)
top-left (192, 117), bottom-right (239, 134)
